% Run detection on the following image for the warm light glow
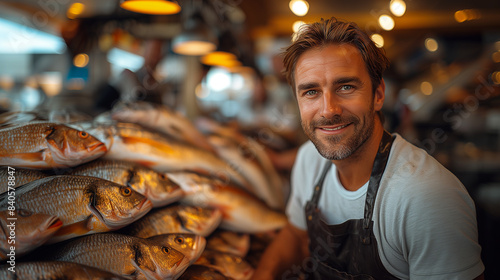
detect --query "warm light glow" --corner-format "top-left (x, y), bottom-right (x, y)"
top-left (289, 0), bottom-right (309, 17)
top-left (120, 0), bottom-right (181, 15)
top-left (492, 71), bottom-right (500, 85)
top-left (73, 53), bottom-right (89, 68)
top-left (495, 41), bottom-right (500, 51)
top-left (425, 38), bottom-right (438, 52)
top-left (492, 51), bottom-right (500, 63)
top-left (390, 0), bottom-right (406, 17)
top-left (420, 81), bottom-right (433, 95)
top-left (454, 9), bottom-right (481, 23)
top-left (173, 41), bottom-right (217, 56)
top-left (293, 21), bottom-right (306, 33)
top-left (454, 10), bottom-right (467, 23)
top-left (67, 2), bottom-right (85, 19)
top-left (0, 76), bottom-right (14, 91)
top-left (37, 72), bottom-right (62, 97)
top-left (370, 34), bottom-right (384, 48)
top-left (378, 15), bottom-right (395, 31)
top-left (201, 51), bottom-right (237, 66)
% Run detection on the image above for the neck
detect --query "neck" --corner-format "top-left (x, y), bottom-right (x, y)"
top-left (333, 121), bottom-right (384, 191)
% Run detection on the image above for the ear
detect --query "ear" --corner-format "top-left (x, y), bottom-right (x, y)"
top-left (374, 79), bottom-right (385, 112)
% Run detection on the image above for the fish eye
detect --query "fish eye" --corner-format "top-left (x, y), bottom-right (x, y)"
top-left (78, 131), bottom-right (89, 139)
top-left (18, 209), bottom-right (32, 217)
top-left (159, 174), bottom-right (167, 180)
top-left (120, 187), bottom-right (132, 196)
top-left (175, 237), bottom-right (184, 244)
top-left (162, 247), bottom-right (170, 254)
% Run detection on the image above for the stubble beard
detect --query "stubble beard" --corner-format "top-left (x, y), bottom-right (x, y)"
top-left (302, 108), bottom-right (376, 161)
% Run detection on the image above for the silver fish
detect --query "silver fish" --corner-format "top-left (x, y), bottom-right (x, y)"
top-left (68, 159), bottom-right (184, 207)
top-left (0, 209), bottom-right (62, 260)
top-left (39, 233), bottom-right (190, 280)
top-left (0, 261), bottom-right (127, 280)
top-left (123, 204), bottom-right (222, 238)
top-left (0, 175), bottom-right (152, 244)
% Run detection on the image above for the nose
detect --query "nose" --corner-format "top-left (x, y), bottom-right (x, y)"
top-left (321, 91), bottom-right (342, 118)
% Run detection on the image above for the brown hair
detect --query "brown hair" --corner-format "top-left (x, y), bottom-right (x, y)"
top-left (282, 17), bottom-right (390, 95)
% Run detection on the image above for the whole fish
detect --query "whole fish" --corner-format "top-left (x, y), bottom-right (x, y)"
top-left (0, 209), bottom-right (62, 260)
top-left (206, 230), bottom-right (250, 258)
top-left (111, 101), bottom-right (215, 153)
top-left (195, 250), bottom-right (254, 280)
top-left (178, 265), bottom-right (230, 280)
top-left (68, 159), bottom-right (184, 207)
top-left (169, 172), bottom-right (287, 233)
top-left (207, 134), bottom-right (284, 210)
top-left (38, 233), bottom-right (190, 280)
top-left (0, 121), bottom-right (107, 169)
top-left (0, 166), bottom-right (48, 193)
top-left (0, 261), bottom-right (127, 280)
top-left (147, 233), bottom-right (206, 264)
top-left (123, 204), bottom-right (222, 238)
top-left (0, 175), bottom-right (152, 244)
top-left (100, 122), bottom-right (252, 190)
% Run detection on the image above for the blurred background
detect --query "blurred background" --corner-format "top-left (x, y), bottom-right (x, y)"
top-left (0, 0), bottom-right (499, 277)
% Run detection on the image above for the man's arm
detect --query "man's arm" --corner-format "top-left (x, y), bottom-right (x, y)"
top-left (252, 223), bottom-right (309, 280)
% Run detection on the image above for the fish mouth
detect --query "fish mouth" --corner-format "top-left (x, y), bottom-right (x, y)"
top-left (149, 188), bottom-right (185, 208)
top-left (191, 236), bottom-right (206, 263)
top-left (87, 142), bottom-right (107, 153)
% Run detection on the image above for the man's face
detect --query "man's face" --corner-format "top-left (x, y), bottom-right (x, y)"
top-left (294, 44), bottom-right (385, 160)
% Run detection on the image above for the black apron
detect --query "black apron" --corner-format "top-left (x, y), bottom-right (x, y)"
top-left (304, 131), bottom-right (399, 280)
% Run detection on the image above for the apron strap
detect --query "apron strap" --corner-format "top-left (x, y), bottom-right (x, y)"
top-left (311, 160), bottom-right (333, 206)
top-left (362, 130), bottom-right (395, 243)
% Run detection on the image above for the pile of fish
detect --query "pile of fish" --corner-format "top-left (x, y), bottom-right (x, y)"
top-left (0, 101), bottom-right (290, 279)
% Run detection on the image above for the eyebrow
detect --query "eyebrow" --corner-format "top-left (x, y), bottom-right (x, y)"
top-left (334, 77), bottom-right (363, 86)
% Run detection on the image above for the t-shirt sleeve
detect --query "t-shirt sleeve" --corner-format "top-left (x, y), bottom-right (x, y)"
top-left (397, 171), bottom-right (484, 279)
top-left (285, 142), bottom-right (315, 230)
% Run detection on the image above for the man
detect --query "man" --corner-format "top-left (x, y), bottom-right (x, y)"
top-left (252, 18), bottom-right (484, 280)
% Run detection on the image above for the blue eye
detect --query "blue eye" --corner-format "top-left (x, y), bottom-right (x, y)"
top-left (304, 90), bottom-right (318, 96)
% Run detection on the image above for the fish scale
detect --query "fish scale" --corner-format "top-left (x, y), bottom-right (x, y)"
top-left (0, 122), bottom-right (51, 153)
top-left (39, 233), bottom-right (189, 280)
top-left (0, 175), bottom-right (152, 244)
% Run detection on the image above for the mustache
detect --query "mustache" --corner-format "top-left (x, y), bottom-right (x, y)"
top-left (310, 115), bottom-right (359, 127)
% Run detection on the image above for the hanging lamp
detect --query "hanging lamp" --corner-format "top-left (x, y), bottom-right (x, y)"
top-left (172, 12), bottom-right (217, 56)
top-left (120, 0), bottom-right (181, 15)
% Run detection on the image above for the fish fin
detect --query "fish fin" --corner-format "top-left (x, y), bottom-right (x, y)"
top-left (53, 220), bottom-right (90, 237)
top-left (1, 151), bottom-right (45, 162)
top-left (121, 136), bottom-right (176, 155)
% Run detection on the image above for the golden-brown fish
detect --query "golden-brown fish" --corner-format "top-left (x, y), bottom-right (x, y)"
top-left (0, 166), bottom-right (48, 193)
top-left (0, 209), bottom-right (62, 260)
top-left (0, 121), bottom-right (107, 169)
top-left (0, 175), bottom-right (152, 244)
top-left (123, 204), bottom-right (222, 238)
top-left (195, 250), bottom-right (254, 280)
top-left (0, 261), bottom-right (127, 280)
top-left (68, 159), bottom-right (184, 207)
top-left (169, 172), bottom-right (287, 233)
top-left (39, 233), bottom-right (190, 280)
top-left (147, 233), bottom-right (206, 264)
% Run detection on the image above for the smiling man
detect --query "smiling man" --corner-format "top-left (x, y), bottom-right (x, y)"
top-left (252, 18), bottom-right (484, 280)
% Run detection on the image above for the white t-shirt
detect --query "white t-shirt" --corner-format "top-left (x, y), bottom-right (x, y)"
top-left (286, 134), bottom-right (485, 280)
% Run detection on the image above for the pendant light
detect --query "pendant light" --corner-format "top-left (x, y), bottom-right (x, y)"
top-left (172, 11), bottom-right (217, 56)
top-left (120, 0), bottom-right (181, 15)
top-left (201, 30), bottom-right (241, 68)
